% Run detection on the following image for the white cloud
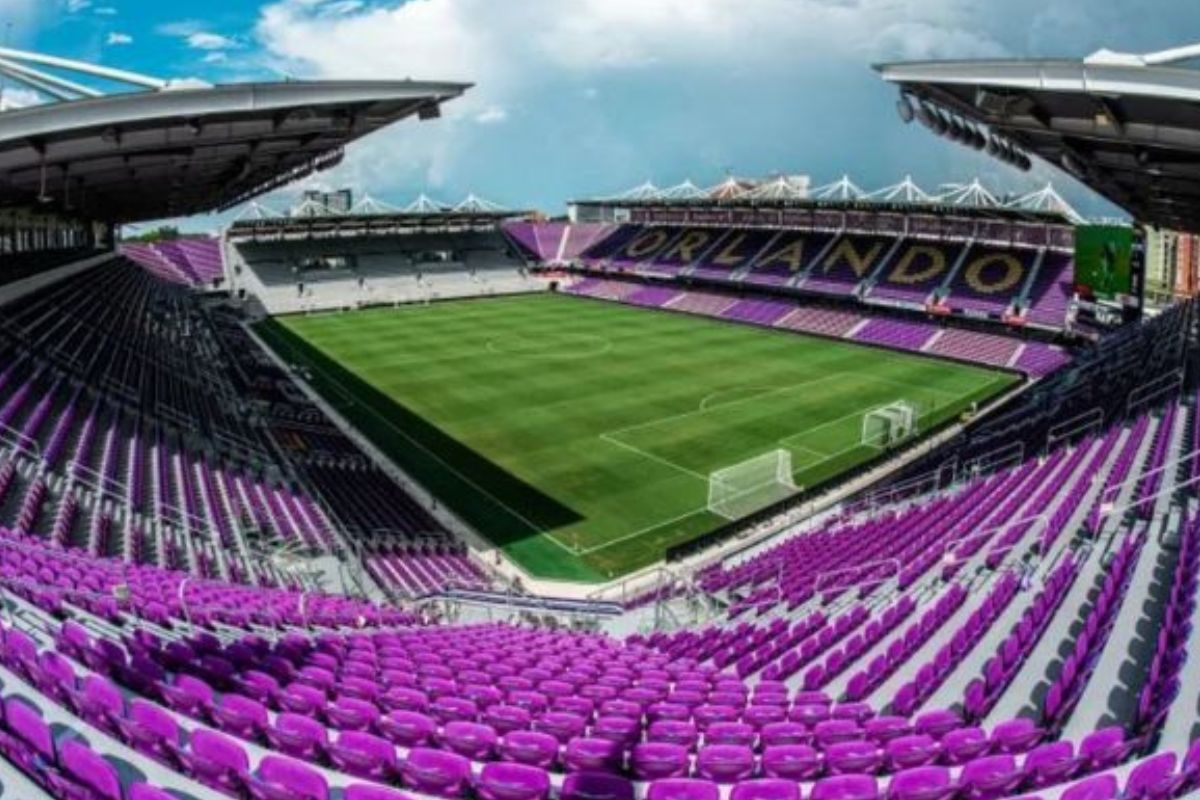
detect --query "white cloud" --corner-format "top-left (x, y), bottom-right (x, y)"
top-left (321, 0), bottom-right (364, 15)
top-left (105, 31), bottom-right (133, 45)
top-left (157, 20), bottom-right (204, 37)
top-left (94, 6), bottom-right (117, 15)
top-left (252, 0), bottom-right (1014, 191)
top-left (0, 86), bottom-right (44, 110)
top-left (186, 32), bottom-right (239, 50)
top-left (65, 0), bottom-right (91, 12)
top-left (473, 106), bottom-right (508, 125)
top-left (202, 51), bottom-right (228, 64)
top-left (249, 0), bottom-right (1168, 216)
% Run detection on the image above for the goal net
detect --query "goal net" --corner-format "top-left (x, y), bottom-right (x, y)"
top-left (861, 401), bottom-right (919, 449)
top-left (707, 449), bottom-right (797, 520)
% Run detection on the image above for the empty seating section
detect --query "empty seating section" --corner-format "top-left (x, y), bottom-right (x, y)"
top-left (0, 296), bottom-right (1193, 800)
top-left (562, 223), bottom-right (1080, 330)
top-left (853, 319), bottom-right (935, 351)
top-left (560, 224), bottom-right (619, 261)
top-left (722, 299), bottom-right (796, 327)
top-left (800, 236), bottom-right (891, 298)
top-left (745, 232), bottom-right (836, 287)
top-left (1023, 252), bottom-right (1074, 327)
top-left (774, 307), bottom-right (864, 339)
top-left (941, 247), bottom-right (1038, 317)
top-left (625, 285), bottom-right (683, 308)
top-left (868, 241), bottom-right (967, 305)
top-left (234, 230), bottom-right (540, 314)
top-left (568, 276), bottom-right (1065, 377)
top-left (692, 229), bottom-right (778, 282)
top-left (927, 330), bottom-right (1020, 369)
top-left (668, 292), bottom-right (738, 316)
top-left (0, 256), bottom-right (486, 599)
top-left (506, 222), bottom-right (568, 262)
top-left (122, 237), bottom-right (224, 286)
top-left (1015, 342), bottom-right (1071, 376)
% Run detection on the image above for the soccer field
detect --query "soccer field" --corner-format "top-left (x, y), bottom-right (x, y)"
top-left (255, 293), bottom-right (1018, 582)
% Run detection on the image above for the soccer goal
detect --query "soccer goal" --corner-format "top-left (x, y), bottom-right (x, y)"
top-left (707, 449), bottom-right (798, 520)
top-left (861, 401), bottom-right (919, 449)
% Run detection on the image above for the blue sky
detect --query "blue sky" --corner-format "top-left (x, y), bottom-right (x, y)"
top-left (6, 0), bottom-right (1200, 228)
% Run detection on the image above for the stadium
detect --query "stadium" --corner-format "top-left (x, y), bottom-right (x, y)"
top-left (0, 9), bottom-right (1198, 800)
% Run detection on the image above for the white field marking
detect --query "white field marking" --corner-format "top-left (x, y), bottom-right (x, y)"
top-left (597, 432), bottom-right (709, 482)
top-left (601, 372), bottom-right (852, 440)
top-left (575, 505), bottom-right (712, 555)
top-left (698, 385), bottom-right (781, 411)
top-left (279, 344), bottom-right (579, 554)
top-left (580, 370), bottom-right (985, 554)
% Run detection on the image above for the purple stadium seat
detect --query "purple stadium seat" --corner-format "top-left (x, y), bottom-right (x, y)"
top-left (731, 778), bottom-right (802, 800)
top-left (959, 754), bottom-right (1022, 799)
top-left (885, 735), bottom-right (940, 771)
top-left (477, 761), bottom-right (552, 800)
top-left (247, 755), bottom-right (330, 800)
top-left (328, 730), bottom-right (399, 781)
top-left (441, 720), bottom-right (498, 760)
top-left (178, 729), bottom-right (250, 795)
top-left (213, 693), bottom-right (269, 740)
top-left (762, 744), bottom-right (822, 781)
top-left (501, 730), bottom-right (560, 768)
top-left (268, 712), bottom-right (329, 761)
top-left (116, 698), bottom-right (181, 765)
top-left (1123, 752), bottom-right (1178, 800)
top-left (561, 771), bottom-right (635, 800)
top-left (1059, 774), bottom-right (1119, 800)
top-left (647, 778), bottom-right (721, 800)
top-left (58, 739), bottom-right (122, 800)
top-left (826, 740), bottom-right (884, 775)
top-left (811, 774), bottom-right (880, 800)
top-left (379, 709), bottom-right (437, 747)
top-left (403, 747), bottom-right (473, 798)
top-left (887, 766), bottom-right (955, 800)
top-left (633, 742), bottom-right (691, 780)
top-left (695, 743), bottom-right (756, 783)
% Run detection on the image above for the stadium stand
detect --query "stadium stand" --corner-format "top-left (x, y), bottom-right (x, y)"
top-left (123, 238), bottom-right (225, 288)
top-left (569, 224), bottom-right (1078, 330)
top-left (0, 255), bottom-right (488, 600)
top-left (229, 231), bottom-right (539, 315)
top-left (0, 237), bottom-right (1192, 800)
top-left (0, 302), bottom-right (1198, 798)
top-left (565, 276), bottom-right (1070, 377)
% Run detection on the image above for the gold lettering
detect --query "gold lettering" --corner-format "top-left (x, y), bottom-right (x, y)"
top-left (757, 236), bottom-right (806, 273)
top-left (660, 231), bottom-right (711, 263)
top-left (623, 230), bottom-right (670, 259)
top-left (713, 233), bottom-right (753, 267)
top-left (888, 245), bottom-right (946, 285)
top-left (823, 238), bottom-right (884, 277)
top-left (964, 253), bottom-right (1024, 294)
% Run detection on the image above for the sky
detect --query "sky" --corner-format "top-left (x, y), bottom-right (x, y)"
top-left (4, 0), bottom-right (1200, 229)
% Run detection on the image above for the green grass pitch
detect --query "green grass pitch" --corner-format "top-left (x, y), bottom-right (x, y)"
top-left (255, 293), bottom-right (1018, 583)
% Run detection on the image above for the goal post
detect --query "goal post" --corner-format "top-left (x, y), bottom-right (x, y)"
top-left (707, 449), bottom-right (798, 520)
top-left (861, 400), bottom-right (919, 449)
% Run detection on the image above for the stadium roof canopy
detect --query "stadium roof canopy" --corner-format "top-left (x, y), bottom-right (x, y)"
top-left (876, 43), bottom-right (1200, 233)
top-left (0, 48), bottom-right (468, 224)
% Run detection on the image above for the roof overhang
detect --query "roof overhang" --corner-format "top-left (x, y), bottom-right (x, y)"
top-left (877, 57), bottom-right (1200, 232)
top-left (569, 196), bottom-right (1071, 225)
top-left (227, 211), bottom-right (533, 241)
top-left (0, 79), bottom-right (469, 224)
